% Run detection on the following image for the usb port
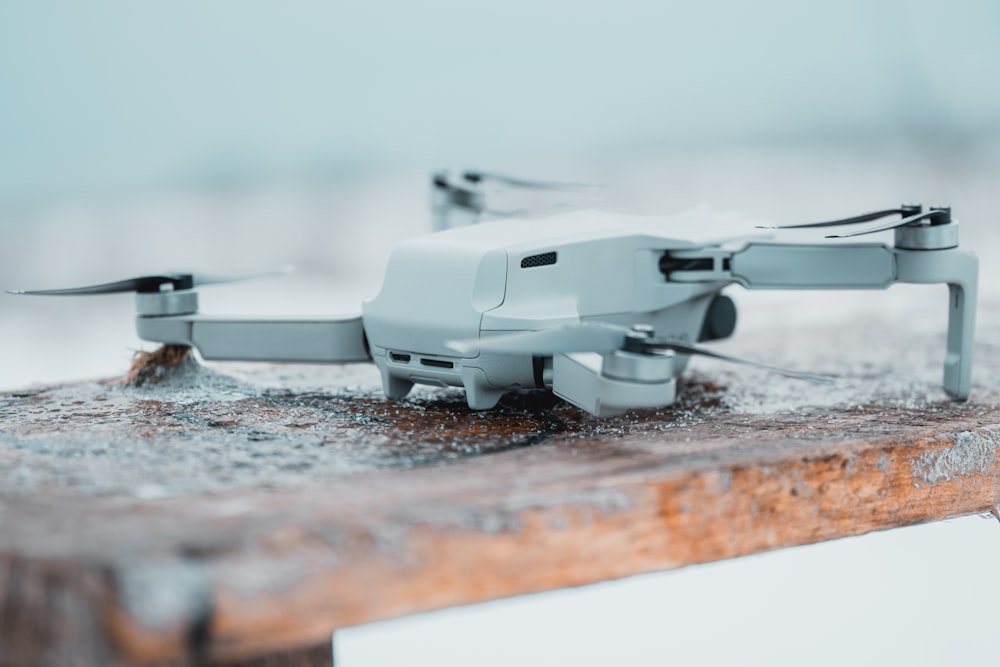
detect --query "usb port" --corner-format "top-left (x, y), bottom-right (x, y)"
top-left (389, 352), bottom-right (411, 363)
top-left (420, 358), bottom-right (454, 369)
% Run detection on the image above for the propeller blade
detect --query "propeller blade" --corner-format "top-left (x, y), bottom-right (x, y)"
top-left (449, 323), bottom-right (832, 384)
top-left (755, 205), bottom-right (921, 230)
top-left (446, 323), bottom-right (627, 356)
top-left (462, 170), bottom-right (601, 192)
top-left (8, 266), bottom-right (293, 296)
top-left (825, 208), bottom-right (950, 239)
top-left (10, 275), bottom-right (191, 296)
top-left (446, 322), bottom-right (835, 384)
top-left (187, 266), bottom-right (294, 288)
top-left (644, 340), bottom-right (836, 384)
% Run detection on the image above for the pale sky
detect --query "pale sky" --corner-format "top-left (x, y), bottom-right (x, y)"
top-left (1, 1), bottom-right (998, 203)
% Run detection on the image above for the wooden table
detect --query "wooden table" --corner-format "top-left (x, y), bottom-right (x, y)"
top-left (2, 278), bottom-right (999, 667)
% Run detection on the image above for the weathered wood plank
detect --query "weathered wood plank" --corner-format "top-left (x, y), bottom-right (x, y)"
top-left (2, 232), bottom-right (999, 666)
top-left (1, 348), bottom-right (999, 664)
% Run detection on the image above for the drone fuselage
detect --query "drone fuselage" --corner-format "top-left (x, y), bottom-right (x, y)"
top-left (362, 211), bottom-right (731, 410)
top-left (34, 200), bottom-right (972, 418)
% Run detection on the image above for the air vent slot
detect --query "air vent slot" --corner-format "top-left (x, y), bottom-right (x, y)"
top-left (521, 251), bottom-right (557, 269)
top-left (420, 358), bottom-right (454, 369)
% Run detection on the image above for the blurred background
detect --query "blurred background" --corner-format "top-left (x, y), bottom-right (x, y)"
top-left (2, 1), bottom-right (999, 664)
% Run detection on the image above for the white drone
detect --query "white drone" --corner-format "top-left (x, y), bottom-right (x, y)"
top-left (12, 171), bottom-right (978, 417)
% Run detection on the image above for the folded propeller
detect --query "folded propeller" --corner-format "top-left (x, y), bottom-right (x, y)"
top-left (757, 204), bottom-right (952, 238)
top-left (8, 267), bottom-right (292, 296)
top-left (432, 170), bottom-right (601, 218)
top-left (448, 322), bottom-right (834, 384)
top-left (460, 170), bottom-right (600, 192)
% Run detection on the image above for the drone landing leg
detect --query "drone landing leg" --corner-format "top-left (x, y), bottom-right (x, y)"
top-left (463, 373), bottom-right (506, 410)
top-left (895, 248), bottom-right (979, 400)
top-left (380, 371), bottom-right (414, 399)
top-left (666, 242), bottom-right (979, 401)
top-left (552, 353), bottom-right (676, 417)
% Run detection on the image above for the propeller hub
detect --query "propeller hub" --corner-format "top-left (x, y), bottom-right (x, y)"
top-left (134, 274), bottom-right (195, 293)
top-left (895, 207), bottom-right (958, 251)
top-left (628, 323), bottom-right (655, 338)
top-left (927, 206), bottom-right (952, 225)
top-left (624, 325), bottom-right (656, 353)
top-left (135, 289), bottom-right (199, 317)
top-left (602, 348), bottom-right (676, 383)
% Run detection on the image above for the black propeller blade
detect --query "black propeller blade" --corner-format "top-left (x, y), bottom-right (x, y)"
top-left (825, 207), bottom-right (952, 239)
top-left (461, 170), bottom-right (601, 192)
top-left (756, 204), bottom-right (922, 230)
top-left (637, 339), bottom-right (835, 384)
top-left (433, 170), bottom-right (601, 219)
top-left (432, 173), bottom-right (483, 213)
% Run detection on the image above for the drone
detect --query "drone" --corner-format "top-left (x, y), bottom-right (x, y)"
top-left (11, 171), bottom-right (978, 417)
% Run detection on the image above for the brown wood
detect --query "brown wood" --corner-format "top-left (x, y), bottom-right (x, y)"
top-left (1, 359), bottom-right (999, 664)
top-left (202, 642), bottom-right (332, 667)
top-left (2, 282), bottom-right (999, 665)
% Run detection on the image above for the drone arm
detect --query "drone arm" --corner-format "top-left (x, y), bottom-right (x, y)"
top-left (665, 242), bottom-right (978, 400)
top-left (136, 315), bottom-right (371, 363)
top-left (667, 243), bottom-right (897, 289)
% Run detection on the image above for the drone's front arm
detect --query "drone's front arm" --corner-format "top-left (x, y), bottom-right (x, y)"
top-left (665, 242), bottom-right (899, 289)
top-left (134, 291), bottom-right (370, 363)
top-left (663, 242), bottom-right (978, 399)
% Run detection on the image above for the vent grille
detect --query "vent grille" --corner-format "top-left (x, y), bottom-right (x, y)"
top-left (521, 251), bottom-right (557, 269)
top-left (420, 358), bottom-right (454, 369)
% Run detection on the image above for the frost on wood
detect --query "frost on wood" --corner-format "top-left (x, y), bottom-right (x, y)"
top-left (0, 358), bottom-right (729, 497)
top-left (911, 429), bottom-right (1000, 485)
top-left (1, 342), bottom-right (998, 503)
top-left (1, 340), bottom-right (999, 666)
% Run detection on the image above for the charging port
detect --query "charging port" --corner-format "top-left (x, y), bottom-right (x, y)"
top-left (389, 352), bottom-right (411, 363)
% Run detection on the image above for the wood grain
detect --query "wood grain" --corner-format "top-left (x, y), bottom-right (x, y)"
top-left (1, 357), bottom-right (999, 664)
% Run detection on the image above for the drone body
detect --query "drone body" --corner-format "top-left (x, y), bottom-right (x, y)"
top-left (13, 174), bottom-right (979, 417)
top-left (364, 210), bottom-right (744, 415)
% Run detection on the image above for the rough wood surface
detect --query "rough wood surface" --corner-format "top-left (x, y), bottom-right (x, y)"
top-left (2, 318), bottom-right (999, 666)
top-left (3, 199), bottom-right (1000, 665)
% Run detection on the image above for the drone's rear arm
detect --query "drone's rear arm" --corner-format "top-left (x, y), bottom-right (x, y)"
top-left (136, 308), bottom-right (370, 363)
top-left (664, 242), bottom-right (978, 399)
